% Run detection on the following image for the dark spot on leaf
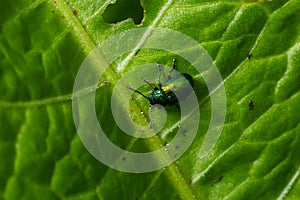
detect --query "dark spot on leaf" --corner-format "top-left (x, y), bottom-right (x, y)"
top-left (102, 0), bottom-right (144, 25)
top-left (247, 53), bottom-right (253, 60)
top-left (212, 176), bottom-right (223, 185)
top-left (73, 9), bottom-right (77, 16)
top-left (181, 129), bottom-right (187, 137)
top-left (134, 49), bottom-right (141, 56)
top-left (51, 10), bottom-right (55, 14)
top-left (249, 100), bottom-right (254, 110)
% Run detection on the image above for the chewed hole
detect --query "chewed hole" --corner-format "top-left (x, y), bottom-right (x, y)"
top-left (102, 0), bottom-right (144, 25)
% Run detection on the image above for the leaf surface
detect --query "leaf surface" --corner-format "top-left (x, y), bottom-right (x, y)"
top-left (1, 0), bottom-right (300, 199)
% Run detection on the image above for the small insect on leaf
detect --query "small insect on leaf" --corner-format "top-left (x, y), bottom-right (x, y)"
top-left (128, 58), bottom-right (194, 128)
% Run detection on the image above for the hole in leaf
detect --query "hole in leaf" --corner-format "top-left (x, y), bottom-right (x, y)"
top-left (102, 0), bottom-right (144, 25)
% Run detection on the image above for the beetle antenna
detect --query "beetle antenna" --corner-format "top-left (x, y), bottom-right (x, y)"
top-left (157, 62), bottom-right (162, 86)
top-left (141, 78), bottom-right (158, 89)
top-left (127, 85), bottom-right (148, 100)
top-left (172, 58), bottom-right (177, 70)
top-left (168, 58), bottom-right (176, 80)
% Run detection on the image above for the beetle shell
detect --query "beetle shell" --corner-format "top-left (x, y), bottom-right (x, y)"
top-left (148, 73), bottom-right (193, 105)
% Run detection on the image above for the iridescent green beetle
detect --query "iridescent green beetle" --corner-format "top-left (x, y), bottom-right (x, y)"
top-left (128, 59), bottom-right (194, 127)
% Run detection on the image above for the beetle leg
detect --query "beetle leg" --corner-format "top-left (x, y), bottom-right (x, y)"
top-left (168, 58), bottom-right (176, 80)
top-left (127, 85), bottom-right (148, 100)
top-left (149, 105), bottom-right (153, 128)
top-left (141, 78), bottom-right (158, 89)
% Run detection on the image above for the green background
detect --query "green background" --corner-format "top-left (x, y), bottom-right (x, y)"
top-left (1, 0), bottom-right (300, 199)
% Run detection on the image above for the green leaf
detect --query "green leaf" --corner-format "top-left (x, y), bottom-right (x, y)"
top-left (1, 0), bottom-right (300, 199)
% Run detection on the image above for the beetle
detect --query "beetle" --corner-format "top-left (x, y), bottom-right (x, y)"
top-left (128, 58), bottom-right (194, 128)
